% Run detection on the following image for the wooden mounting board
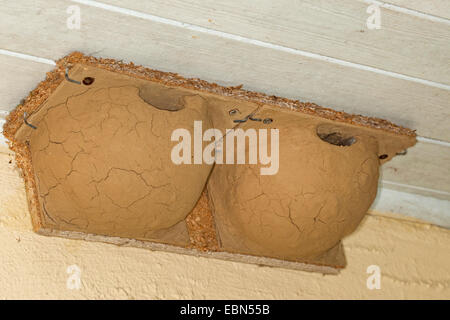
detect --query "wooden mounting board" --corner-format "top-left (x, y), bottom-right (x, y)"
top-left (3, 53), bottom-right (418, 273)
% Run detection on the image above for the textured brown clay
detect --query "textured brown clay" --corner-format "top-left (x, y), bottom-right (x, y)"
top-left (208, 108), bottom-right (380, 260)
top-left (3, 52), bottom-right (417, 272)
top-left (27, 84), bottom-right (213, 241)
top-left (13, 65), bottom-right (217, 243)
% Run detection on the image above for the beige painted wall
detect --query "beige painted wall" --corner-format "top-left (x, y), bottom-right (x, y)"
top-left (0, 149), bottom-right (449, 299)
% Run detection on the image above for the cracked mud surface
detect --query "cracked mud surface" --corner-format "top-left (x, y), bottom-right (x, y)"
top-left (4, 57), bottom-right (416, 269)
top-left (208, 108), bottom-right (380, 260)
top-left (28, 85), bottom-right (213, 240)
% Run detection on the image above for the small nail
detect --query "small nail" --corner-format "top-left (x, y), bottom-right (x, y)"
top-left (24, 112), bottom-right (37, 130)
top-left (65, 67), bottom-right (81, 85)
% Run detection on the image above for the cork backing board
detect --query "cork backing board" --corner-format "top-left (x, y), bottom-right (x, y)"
top-left (3, 53), bottom-right (416, 274)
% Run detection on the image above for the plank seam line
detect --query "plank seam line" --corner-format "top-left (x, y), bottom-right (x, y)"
top-left (417, 136), bottom-right (450, 148)
top-left (70, 0), bottom-right (450, 91)
top-left (0, 49), bottom-right (56, 66)
top-left (382, 180), bottom-right (450, 196)
top-left (361, 0), bottom-right (450, 25)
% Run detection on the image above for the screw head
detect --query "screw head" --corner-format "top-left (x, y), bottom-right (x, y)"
top-left (82, 77), bottom-right (95, 86)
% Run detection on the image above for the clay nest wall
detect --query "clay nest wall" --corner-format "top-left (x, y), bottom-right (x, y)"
top-left (3, 52), bottom-right (416, 272)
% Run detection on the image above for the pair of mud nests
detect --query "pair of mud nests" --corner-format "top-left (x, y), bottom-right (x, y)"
top-left (4, 53), bottom-right (416, 273)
